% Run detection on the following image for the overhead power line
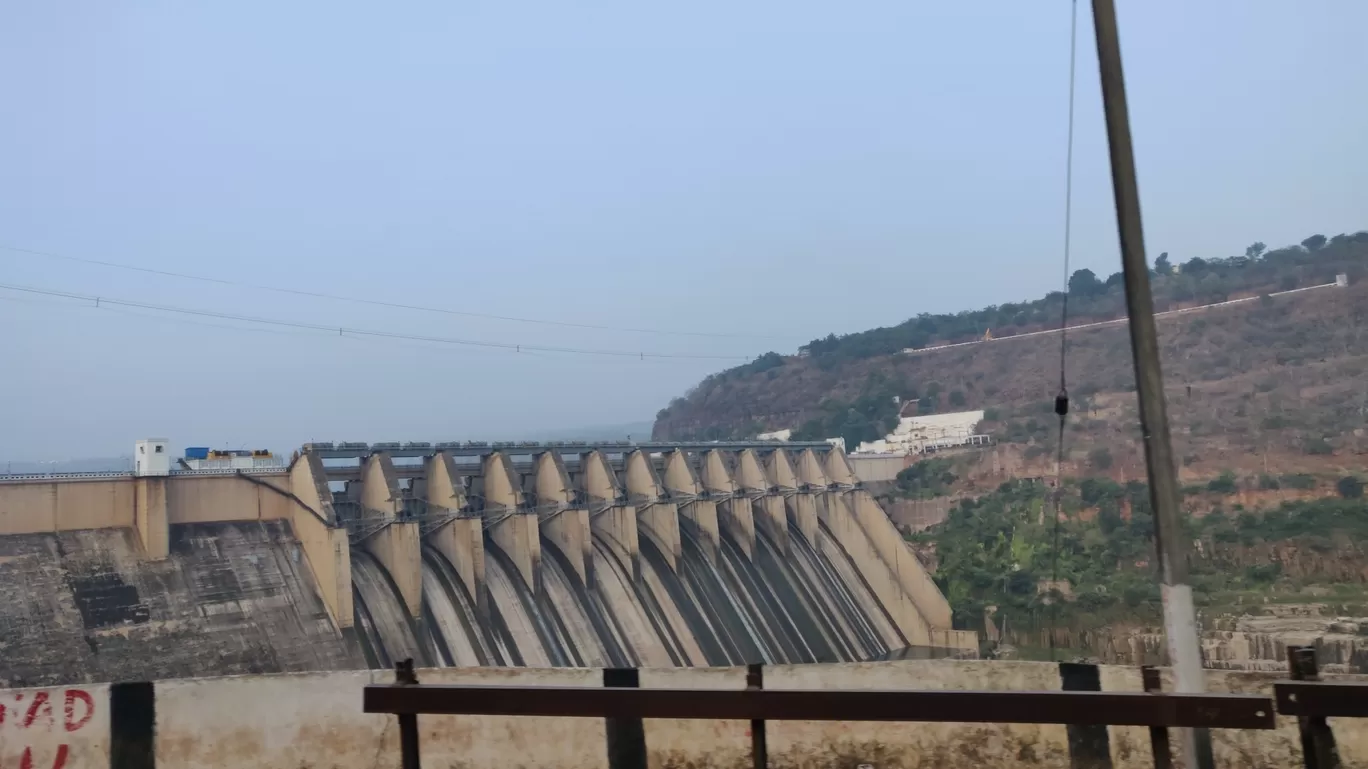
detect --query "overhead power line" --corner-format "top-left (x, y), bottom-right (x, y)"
top-left (0, 282), bottom-right (754, 361)
top-left (0, 244), bottom-right (793, 341)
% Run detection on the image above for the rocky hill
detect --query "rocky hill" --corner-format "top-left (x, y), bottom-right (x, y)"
top-left (654, 231), bottom-right (1368, 484)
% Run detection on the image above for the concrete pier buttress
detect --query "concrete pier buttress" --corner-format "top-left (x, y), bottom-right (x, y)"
top-left (289, 453), bottom-right (354, 628)
top-left (423, 452), bottom-right (485, 604)
top-left (481, 452), bottom-right (540, 592)
top-left (790, 449), bottom-right (826, 545)
top-left (738, 449), bottom-right (785, 553)
top-left (818, 491), bottom-right (932, 646)
top-left (358, 454), bottom-right (422, 619)
top-left (133, 477), bottom-right (169, 559)
top-left (581, 450), bottom-right (640, 578)
top-left (819, 448), bottom-right (955, 630)
top-left (661, 449), bottom-right (719, 565)
top-left (761, 448), bottom-right (801, 553)
top-left (359, 453), bottom-right (402, 517)
top-left (625, 450), bottom-right (680, 572)
top-left (702, 449), bottom-right (755, 560)
top-left (849, 489), bottom-right (953, 629)
top-left (531, 452), bottom-right (591, 585)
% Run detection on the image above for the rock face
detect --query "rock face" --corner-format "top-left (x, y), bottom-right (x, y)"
top-left (0, 521), bottom-right (360, 687)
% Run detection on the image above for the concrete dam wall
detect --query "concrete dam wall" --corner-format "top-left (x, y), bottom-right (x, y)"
top-left (0, 441), bottom-right (975, 683)
top-left (0, 521), bottom-right (357, 687)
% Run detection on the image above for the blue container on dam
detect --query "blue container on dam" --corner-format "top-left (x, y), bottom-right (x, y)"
top-left (184, 447), bottom-right (210, 460)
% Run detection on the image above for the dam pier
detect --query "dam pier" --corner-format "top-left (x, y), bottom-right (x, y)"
top-left (0, 440), bottom-right (974, 685)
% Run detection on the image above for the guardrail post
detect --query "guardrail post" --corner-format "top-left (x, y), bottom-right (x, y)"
top-left (1141, 666), bottom-right (1171, 769)
top-left (747, 663), bottom-right (768, 769)
top-left (1059, 662), bottom-right (1113, 769)
top-left (1288, 645), bottom-right (1341, 769)
top-left (110, 681), bottom-right (156, 769)
top-left (396, 659), bottom-right (422, 769)
top-left (604, 668), bottom-right (648, 769)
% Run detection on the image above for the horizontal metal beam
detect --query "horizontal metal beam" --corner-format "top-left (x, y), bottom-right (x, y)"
top-left (1275, 682), bottom-right (1368, 718)
top-left (309, 441), bottom-right (831, 460)
top-left (363, 685), bottom-right (1276, 729)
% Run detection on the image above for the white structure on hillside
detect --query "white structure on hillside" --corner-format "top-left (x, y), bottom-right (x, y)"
top-left (854, 410), bottom-right (990, 456)
top-left (757, 428), bottom-right (792, 442)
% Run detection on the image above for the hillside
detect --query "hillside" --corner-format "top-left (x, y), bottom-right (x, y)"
top-left (654, 230), bottom-right (1368, 482)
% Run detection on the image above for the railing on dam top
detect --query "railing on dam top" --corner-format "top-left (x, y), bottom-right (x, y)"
top-left (0, 467), bottom-right (287, 482)
top-left (306, 440), bottom-right (836, 460)
top-left (364, 659), bottom-right (1307, 769)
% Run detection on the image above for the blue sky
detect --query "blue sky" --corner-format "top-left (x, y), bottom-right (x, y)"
top-left (2, 0), bottom-right (1365, 459)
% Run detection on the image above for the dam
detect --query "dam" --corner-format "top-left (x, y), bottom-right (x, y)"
top-left (0, 440), bottom-right (975, 685)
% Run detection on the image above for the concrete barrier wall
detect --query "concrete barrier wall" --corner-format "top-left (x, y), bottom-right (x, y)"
top-left (5, 660), bottom-right (1366, 769)
top-left (0, 683), bottom-right (108, 769)
top-left (0, 479), bottom-right (135, 534)
top-left (165, 474), bottom-right (292, 524)
top-left (0, 473), bottom-right (294, 538)
top-left (849, 454), bottom-right (909, 483)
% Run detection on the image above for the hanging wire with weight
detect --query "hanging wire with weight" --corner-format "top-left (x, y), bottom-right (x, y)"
top-left (1047, 0), bottom-right (1079, 663)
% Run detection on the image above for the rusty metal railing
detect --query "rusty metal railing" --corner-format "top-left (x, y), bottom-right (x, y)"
top-left (364, 659), bottom-right (1280, 769)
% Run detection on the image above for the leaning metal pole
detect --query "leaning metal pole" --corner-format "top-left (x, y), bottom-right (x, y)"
top-left (1087, 1), bottom-right (1215, 768)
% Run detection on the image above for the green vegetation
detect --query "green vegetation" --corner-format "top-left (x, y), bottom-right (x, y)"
top-left (1337, 476), bottom-right (1363, 499)
top-left (796, 230), bottom-right (1367, 366)
top-left (1206, 470), bottom-right (1238, 495)
top-left (921, 478), bottom-right (1368, 633)
top-left (789, 374), bottom-right (905, 451)
top-left (891, 458), bottom-right (957, 499)
top-left (1283, 473), bottom-right (1317, 490)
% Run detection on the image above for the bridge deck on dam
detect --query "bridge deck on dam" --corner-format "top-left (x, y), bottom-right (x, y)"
top-left (0, 442), bottom-right (976, 685)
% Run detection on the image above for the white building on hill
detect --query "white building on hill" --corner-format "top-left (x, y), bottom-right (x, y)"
top-left (854, 410), bottom-right (990, 456)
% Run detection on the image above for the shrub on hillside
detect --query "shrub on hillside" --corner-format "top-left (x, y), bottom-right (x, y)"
top-left (1282, 473), bottom-right (1317, 490)
top-left (1207, 471), bottom-right (1238, 495)
top-left (1336, 476), bottom-right (1363, 499)
top-left (1088, 447), bottom-right (1114, 470)
top-left (1305, 437), bottom-right (1334, 455)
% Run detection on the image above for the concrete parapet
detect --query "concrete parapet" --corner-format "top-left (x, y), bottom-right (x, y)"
top-left (0, 477), bottom-right (137, 535)
top-left (166, 473), bottom-right (294, 523)
top-left (422, 452), bottom-right (484, 607)
top-left (289, 453), bottom-right (353, 628)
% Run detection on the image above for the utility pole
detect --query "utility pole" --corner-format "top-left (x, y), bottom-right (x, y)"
top-left (1087, 1), bottom-right (1214, 768)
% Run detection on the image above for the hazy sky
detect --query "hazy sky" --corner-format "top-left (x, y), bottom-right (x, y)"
top-left (2, 1), bottom-right (1365, 460)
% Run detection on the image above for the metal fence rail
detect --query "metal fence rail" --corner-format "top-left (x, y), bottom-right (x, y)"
top-left (363, 659), bottom-right (1278, 769)
top-left (363, 683), bottom-right (1275, 728)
